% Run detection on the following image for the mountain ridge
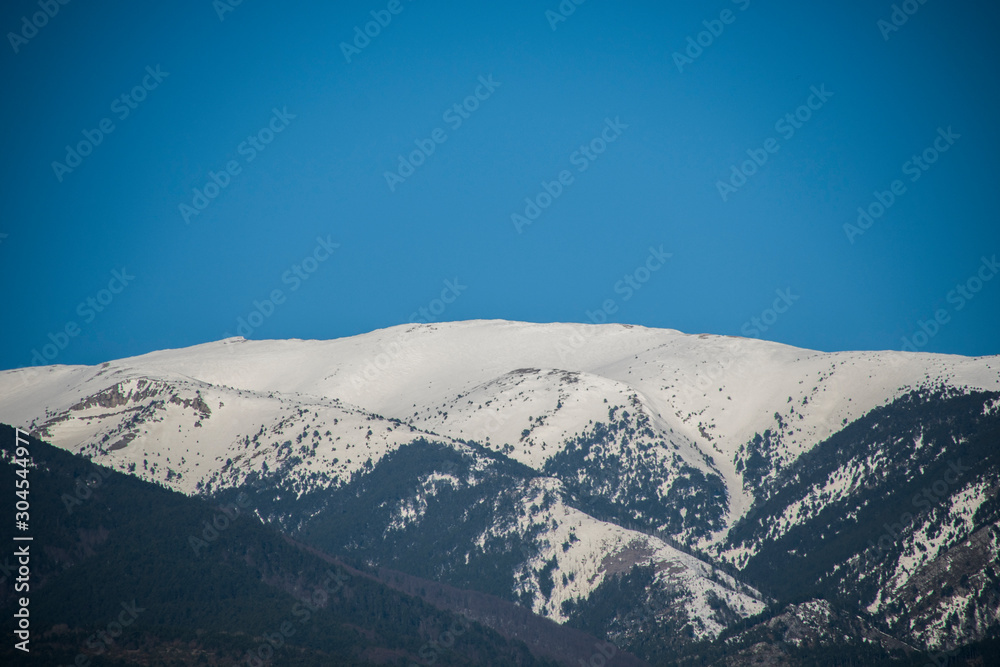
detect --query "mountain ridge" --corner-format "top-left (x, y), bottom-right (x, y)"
top-left (2, 320), bottom-right (998, 663)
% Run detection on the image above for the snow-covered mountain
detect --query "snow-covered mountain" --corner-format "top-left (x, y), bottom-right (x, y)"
top-left (3, 320), bottom-right (999, 661)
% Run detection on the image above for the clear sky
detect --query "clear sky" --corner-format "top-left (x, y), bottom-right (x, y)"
top-left (2, 0), bottom-right (998, 370)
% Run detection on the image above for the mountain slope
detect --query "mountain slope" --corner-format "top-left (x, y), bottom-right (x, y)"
top-left (3, 320), bottom-right (999, 662)
top-left (719, 386), bottom-right (1000, 649)
top-left (5, 322), bottom-right (997, 542)
top-left (0, 424), bottom-right (588, 666)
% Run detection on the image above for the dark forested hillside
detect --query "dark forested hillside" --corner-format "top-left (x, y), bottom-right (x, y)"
top-left (720, 387), bottom-right (1000, 658)
top-left (0, 425), bottom-right (559, 666)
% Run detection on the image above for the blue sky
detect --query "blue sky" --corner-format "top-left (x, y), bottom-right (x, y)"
top-left (2, 0), bottom-right (998, 370)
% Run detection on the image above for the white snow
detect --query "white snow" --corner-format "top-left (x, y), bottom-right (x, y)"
top-left (2, 320), bottom-right (997, 539)
top-left (2, 320), bottom-right (997, 638)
